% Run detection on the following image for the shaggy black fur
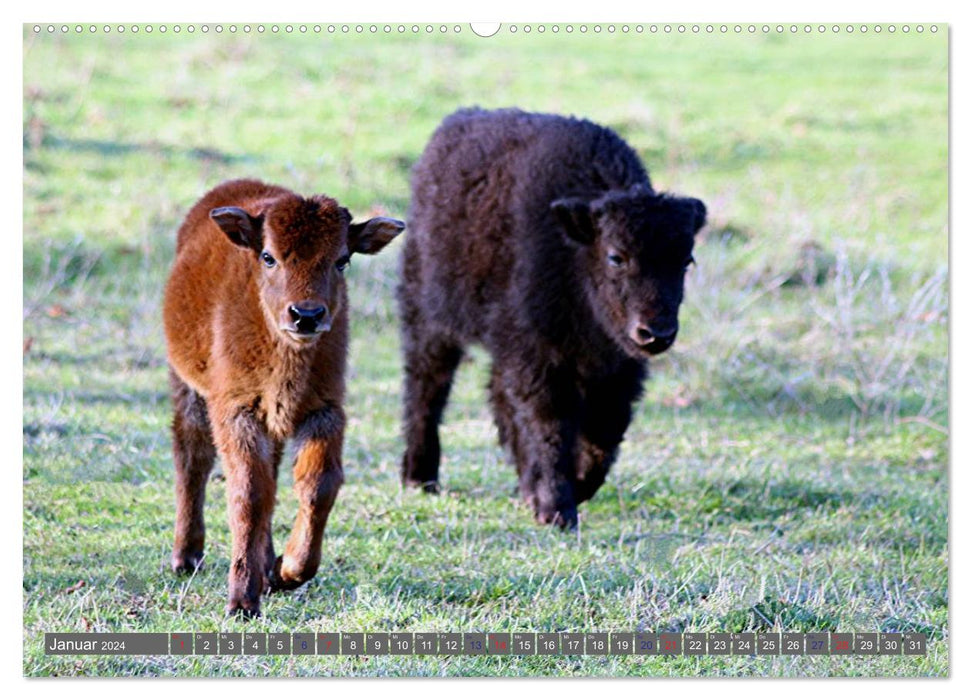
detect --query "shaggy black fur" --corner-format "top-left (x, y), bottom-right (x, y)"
top-left (399, 107), bottom-right (707, 528)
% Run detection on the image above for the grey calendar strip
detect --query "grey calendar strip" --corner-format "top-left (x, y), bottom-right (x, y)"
top-left (44, 632), bottom-right (927, 656)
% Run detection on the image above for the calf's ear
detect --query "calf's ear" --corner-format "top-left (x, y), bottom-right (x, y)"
top-left (551, 197), bottom-right (596, 245)
top-left (683, 197), bottom-right (707, 235)
top-left (210, 207), bottom-right (264, 250)
top-left (348, 217), bottom-right (405, 255)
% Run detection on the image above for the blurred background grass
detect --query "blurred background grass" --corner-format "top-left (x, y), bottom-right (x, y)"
top-left (23, 26), bottom-right (947, 676)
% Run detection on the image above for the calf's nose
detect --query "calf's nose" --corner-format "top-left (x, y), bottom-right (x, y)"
top-left (288, 304), bottom-right (328, 333)
top-left (628, 319), bottom-right (677, 345)
top-left (648, 322), bottom-right (677, 341)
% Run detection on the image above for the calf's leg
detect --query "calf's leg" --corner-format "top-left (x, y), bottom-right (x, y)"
top-left (488, 363), bottom-right (518, 454)
top-left (170, 369), bottom-right (216, 574)
top-left (271, 405), bottom-right (345, 591)
top-left (262, 442), bottom-right (284, 582)
top-left (494, 362), bottom-right (581, 529)
top-left (400, 328), bottom-right (464, 493)
top-left (575, 363), bottom-right (644, 504)
top-left (573, 441), bottom-right (618, 505)
top-left (210, 404), bottom-right (277, 618)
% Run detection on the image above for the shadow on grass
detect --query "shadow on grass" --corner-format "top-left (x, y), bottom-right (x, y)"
top-left (26, 351), bottom-right (166, 371)
top-left (26, 133), bottom-right (258, 166)
top-left (721, 596), bottom-right (840, 632)
top-left (634, 474), bottom-right (853, 524)
top-left (880, 617), bottom-right (943, 639)
top-left (299, 567), bottom-right (635, 614)
top-left (23, 238), bottom-right (171, 289)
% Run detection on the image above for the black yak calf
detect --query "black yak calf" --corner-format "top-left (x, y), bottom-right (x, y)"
top-left (399, 108), bottom-right (706, 528)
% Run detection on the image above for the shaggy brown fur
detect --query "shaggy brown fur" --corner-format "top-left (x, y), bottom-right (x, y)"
top-left (400, 108), bottom-right (706, 528)
top-left (164, 178), bottom-right (403, 617)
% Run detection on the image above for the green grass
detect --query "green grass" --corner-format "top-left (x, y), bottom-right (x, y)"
top-left (22, 27), bottom-right (948, 676)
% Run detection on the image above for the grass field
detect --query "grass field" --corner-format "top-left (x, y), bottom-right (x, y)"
top-left (22, 26), bottom-right (948, 676)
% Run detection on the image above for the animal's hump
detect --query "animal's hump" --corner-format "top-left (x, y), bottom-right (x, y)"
top-left (429, 107), bottom-right (650, 192)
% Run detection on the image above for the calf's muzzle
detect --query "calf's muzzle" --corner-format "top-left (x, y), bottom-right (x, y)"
top-left (288, 304), bottom-right (329, 334)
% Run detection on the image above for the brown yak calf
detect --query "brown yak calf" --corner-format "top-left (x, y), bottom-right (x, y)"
top-left (163, 178), bottom-right (403, 617)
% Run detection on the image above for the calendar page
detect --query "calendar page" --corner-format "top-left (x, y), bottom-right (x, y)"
top-left (22, 18), bottom-right (948, 678)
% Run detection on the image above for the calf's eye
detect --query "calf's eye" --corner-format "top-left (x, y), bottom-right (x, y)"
top-left (607, 252), bottom-right (626, 268)
top-left (684, 255), bottom-right (696, 270)
top-left (336, 255), bottom-right (350, 272)
top-left (260, 251), bottom-right (277, 268)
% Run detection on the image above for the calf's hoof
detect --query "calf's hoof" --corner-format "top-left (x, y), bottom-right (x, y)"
top-left (171, 551), bottom-right (204, 575)
top-left (226, 601), bottom-right (261, 619)
top-left (535, 504), bottom-right (578, 530)
top-left (403, 477), bottom-right (440, 494)
top-left (268, 555), bottom-right (317, 593)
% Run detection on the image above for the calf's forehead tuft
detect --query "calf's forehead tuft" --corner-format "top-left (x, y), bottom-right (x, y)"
top-left (264, 194), bottom-right (349, 257)
top-left (598, 192), bottom-right (697, 244)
